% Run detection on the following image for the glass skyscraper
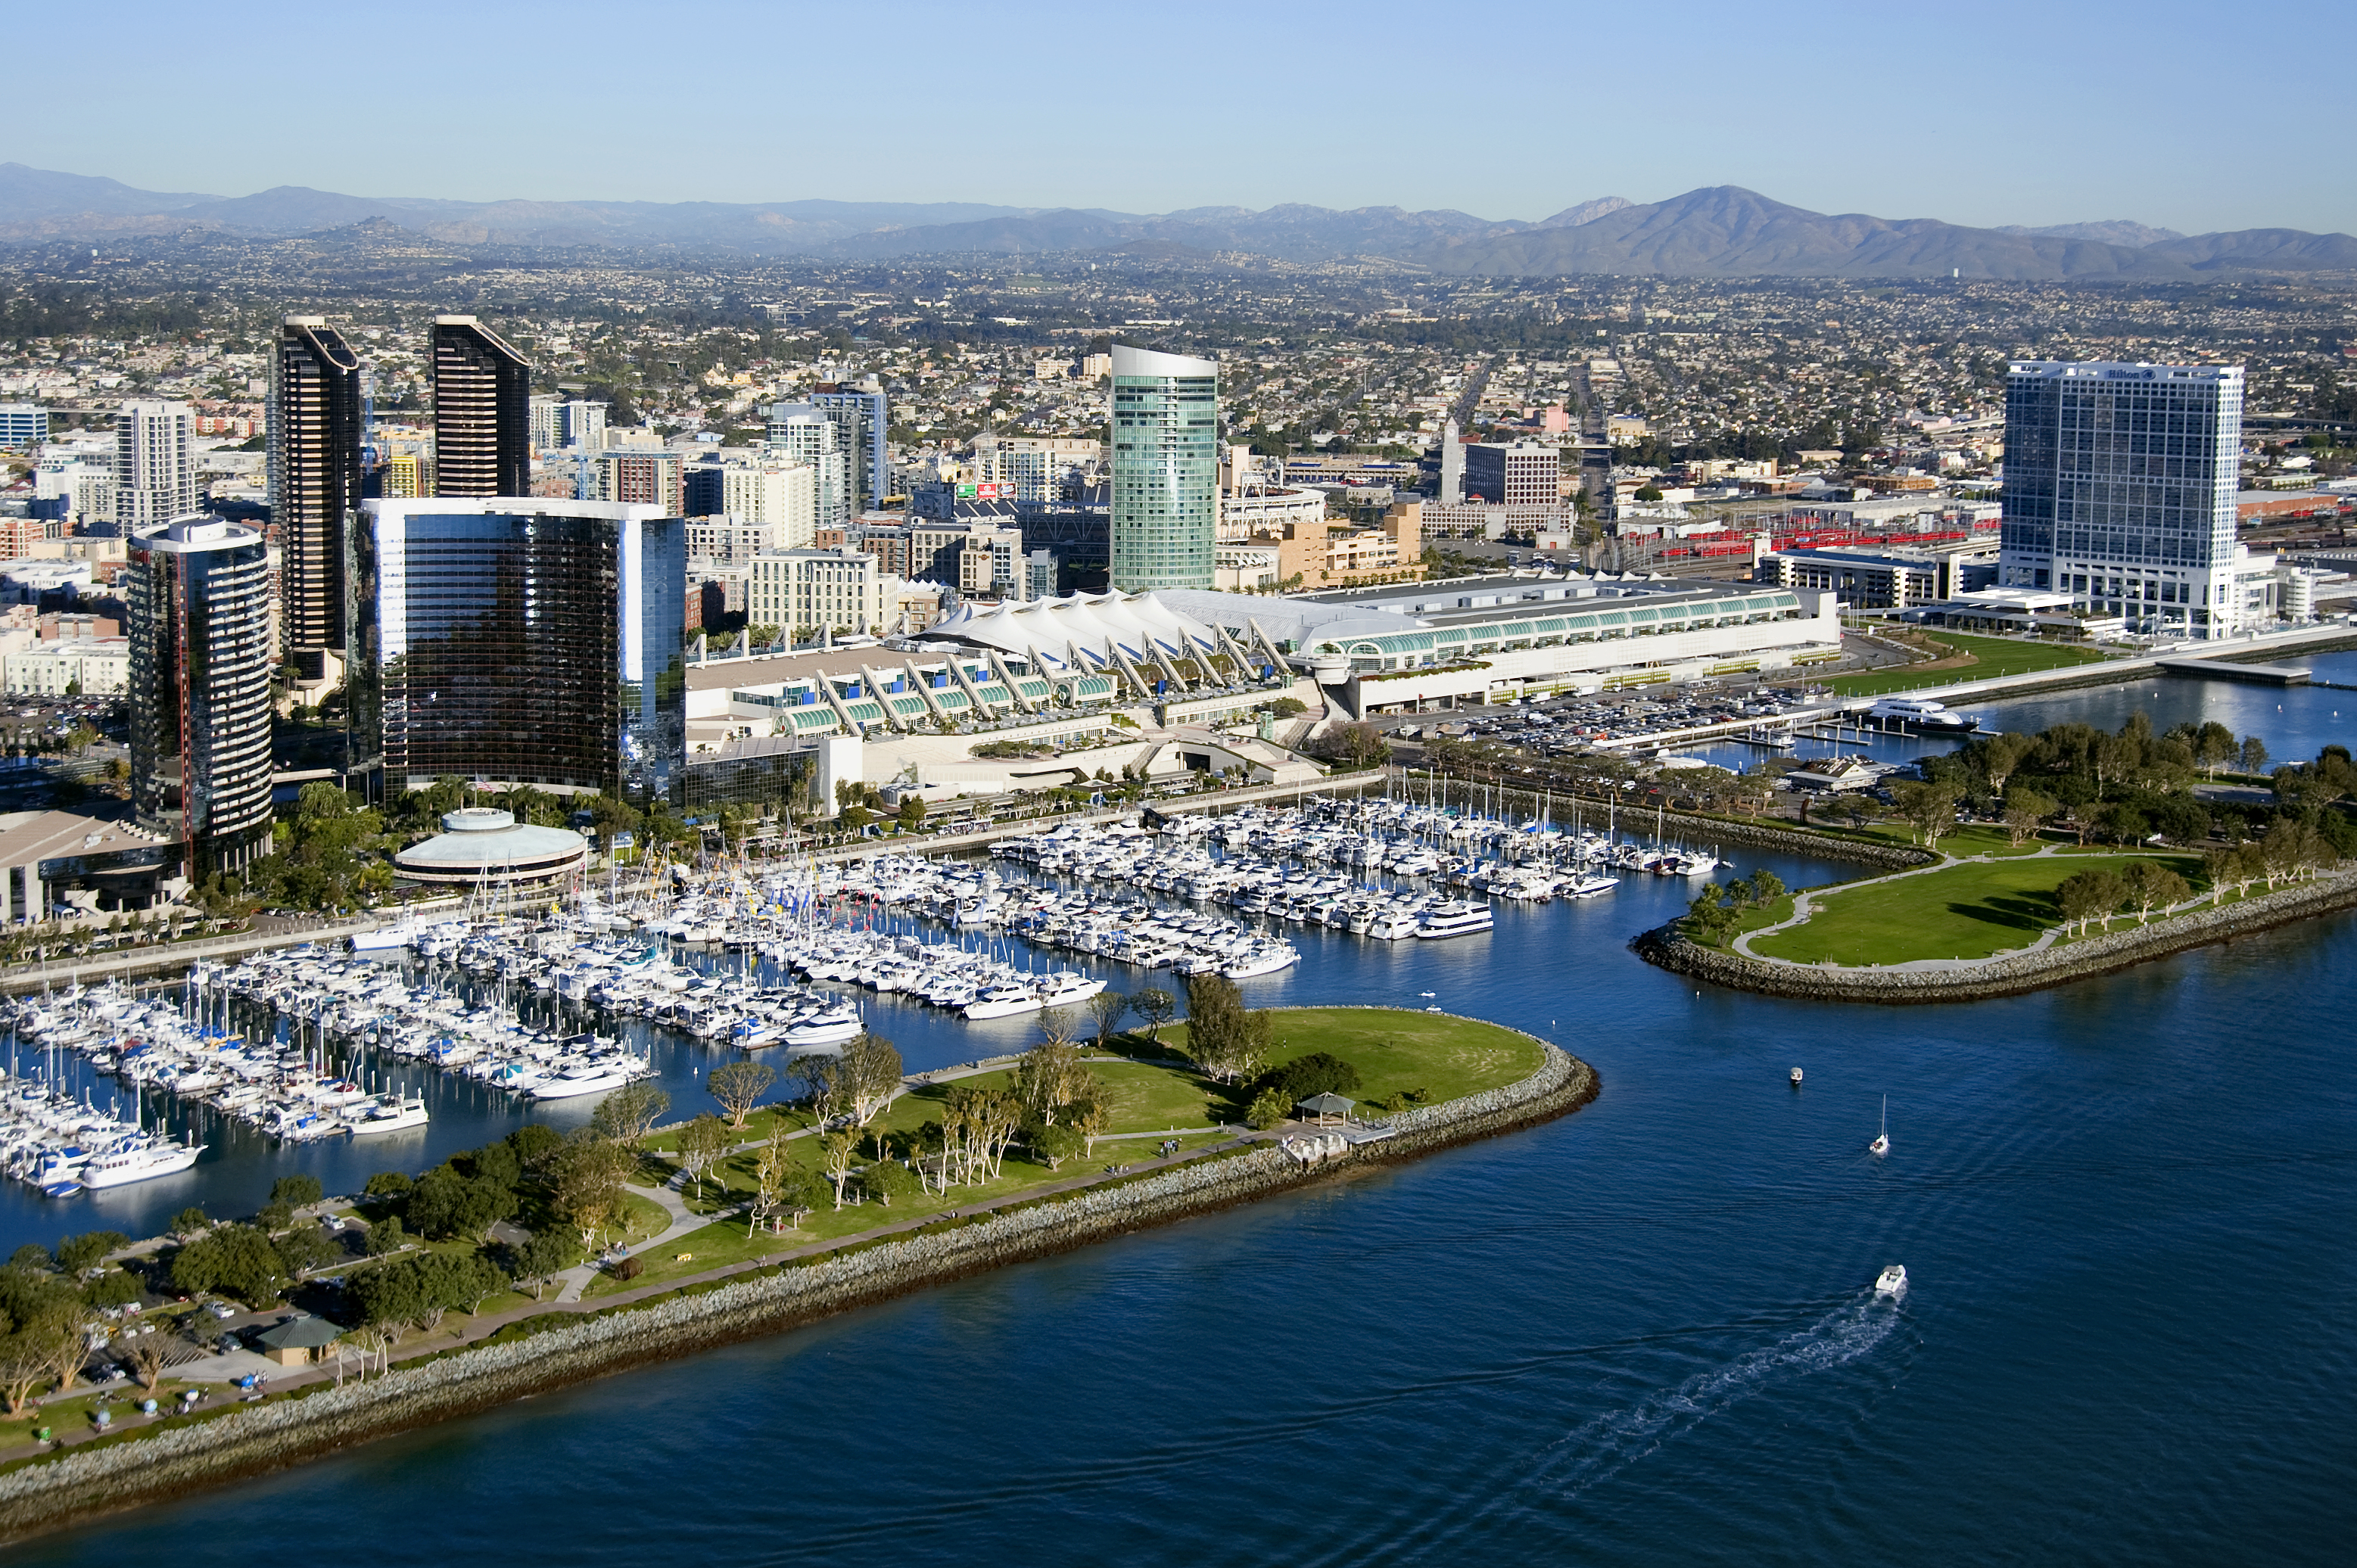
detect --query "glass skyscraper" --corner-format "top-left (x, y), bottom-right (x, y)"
top-left (1110, 344), bottom-right (1219, 593)
top-left (270, 316), bottom-right (365, 655)
top-left (362, 499), bottom-right (684, 802)
top-left (1999, 360), bottom-right (2245, 637)
top-left (128, 516), bottom-right (276, 876)
top-left (431, 316), bottom-right (532, 497)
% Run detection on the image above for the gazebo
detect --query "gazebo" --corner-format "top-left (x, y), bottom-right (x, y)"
top-left (252, 1311), bottom-right (343, 1367)
top-left (1296, 1091), bottom-right (1355, 1126)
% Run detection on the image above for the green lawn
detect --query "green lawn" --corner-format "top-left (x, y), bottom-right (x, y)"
top-left (1748, 851), bottom-right (2210, 966)
top-left (596, 1008), bottom-right (1546, 1297)
top-left (1826, 630), bottom-right (2111, 697)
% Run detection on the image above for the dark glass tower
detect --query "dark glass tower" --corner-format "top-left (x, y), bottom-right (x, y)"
top-left (128, 516), bottom-right (276, 876)
top-left (431, 316), bottom-right (531, 497)
top-left (363, 498), bottom-right (684, 803)
top-left (270, 316), bottom-right (364, 653)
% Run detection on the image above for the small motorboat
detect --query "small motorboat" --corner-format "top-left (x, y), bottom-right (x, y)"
top-left (1869, 1095), bottom-right (1889, 1156)
top-left (1874, 1264), bottom-right (1908, 1296)
top-left (1790, 1067), bottom-right (1804, 1087)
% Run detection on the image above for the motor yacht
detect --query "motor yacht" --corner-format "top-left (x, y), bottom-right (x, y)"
top-left (1416, 900), bottom-right (1496, 939)
top-left (1874, 1264), bottom-right (1908, 1295)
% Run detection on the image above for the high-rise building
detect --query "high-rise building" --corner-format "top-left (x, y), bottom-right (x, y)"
top-left (530, 395), bottom-right (608, 454)
top-left (1999, 360), bottom-right (2245, 637)
top-left (1109, 344), bottom-right (1219, 593)
top-left (115, 400), bottom-right (197, 533)
top-left (1464, 441), bottom-right (1558, 508)
top-left (807, 382), bottom-right (889, 515)
top-left (764, 406), bottom-right (849, 533)
top-left (684, 456), bottom-right (817, 549)
top-left (593, 450), bottom-right (684, 515)
top-left (0, 404), bottom-right (48, 450)
top-left (127, 515), bottom-right (276, 876)
top-left (431, 316), bottom-right (531, 496)
top-left (360, 497), bottom-right (684, 801)
top-left (746, 545), bottom-right (901, 637)
top-left (270, 316), bottom-right (366, 654)
top-left (1439, 418), bottom-right (1465, 505)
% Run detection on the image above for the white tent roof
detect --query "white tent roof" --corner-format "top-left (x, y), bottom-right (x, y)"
top-left (932, 592), bottom-right (1219, 670)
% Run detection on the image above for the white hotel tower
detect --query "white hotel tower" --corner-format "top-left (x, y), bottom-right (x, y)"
top-left (1997, 360), bottom-right (2245, 637)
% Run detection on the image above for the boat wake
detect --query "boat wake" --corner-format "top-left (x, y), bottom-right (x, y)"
top-left (1531, 1293), bottom-right (1904, 1501)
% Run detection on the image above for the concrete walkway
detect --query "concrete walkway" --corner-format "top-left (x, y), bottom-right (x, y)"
top-left (1731, 841), bottom-right (2231, 971)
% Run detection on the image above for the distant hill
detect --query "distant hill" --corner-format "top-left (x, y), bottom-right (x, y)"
top-left (1409, 187), bottom-right (2357, 281)
top-left (0, 162), bottom-right (2349, 278)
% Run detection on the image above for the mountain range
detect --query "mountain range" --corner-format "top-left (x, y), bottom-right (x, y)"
top-left (4, 162), bottom-right (2352, 279)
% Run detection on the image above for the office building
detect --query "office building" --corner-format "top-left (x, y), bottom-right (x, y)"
top-left (808, 383), bottom-right (889, 515)
top-left (593, 450), bottom-right (684, 515)
top-left (1464, 441), bottom-right (1558, 508)
top-left (270, 316), bottom-right (366, 654)
top-left (0, 405), bottom-right (48, 450)
top-left (683, 456), bottom-right (816, 549)
top-left (115, 400), bottom-right (197, 533)
top-left (1999, 360), bottom-right (2245, 636)
top-left (431, 316), bottom-right (531, 496)
top-left (764, 406), bottom-right (849, 531)
top-left (529, 395), bottom-right (607, 454)
top-left (126, 516), bottom-right (276, 875)
top-left (747, 545), bottom-right (900, 637)
top-left (1439, 419), bottom-right (1465, 505)
top-left (361, 498), bottom-right (684, 801)
top-left (1110, 344), bottom-right (1219, 593)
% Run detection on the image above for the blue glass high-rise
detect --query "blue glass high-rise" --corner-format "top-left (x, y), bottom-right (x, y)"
top-left (1110, 344), bottom-right (1219, 593)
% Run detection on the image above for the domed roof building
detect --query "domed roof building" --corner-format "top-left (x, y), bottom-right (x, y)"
top-left (393, 808), bottom-right (587, 886)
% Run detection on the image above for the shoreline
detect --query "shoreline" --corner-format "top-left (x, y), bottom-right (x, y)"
top-left (1633, 868), bottom-right (2357, 1003)
top-left (0, 1018), bottom-right (1594, 1546)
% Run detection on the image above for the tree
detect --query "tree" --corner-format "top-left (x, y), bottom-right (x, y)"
top-left (2191, 722), bottom-right (2237, 778)
top-left (2239, 736), bottom-right (2270, 777)
top-left (817, 1129), bottom-right (860, 1209)
top-left (53, 1230), bottom-right (130, 1278)
top-left (749, 1129), bottom-right (822, 1236)
top-left (677, 1115), bottom-right (732, 1199)
top-left (2121, 861), bottom-right (2190, 924)
top-left (1071, 1098), bottom-right (1110, 1156)
top-left (1972, 731), bottom-right (2035, 797)
top-left (862, 1159), bottom-right (921, 1206)
top-left (1315, 721), bottom-right (1389, 770)
top-left (551, 1134), bottom-right (637, 1249)
top-left (170, 1224), bottom-right (290, 1306)
top-left (1087, 988), bottom-right (1130, 1044)
top-left (707, 1060), bottom-right (777, 1128)
top-left (364, 1214), bottom-right (407, 1258)
top-left (1013, 1036), bottom-right (1099, 1127)
top-left (591, 1081), bottom-right (671, 1150)
top-left (839, 1031), bottom-right (904, 1126)
top-left (1025, 1122), bottom-right (1083, 1171)
top-left (121, 1335), bottom-right (170, 1393)
top-left (170, 1207), bottom-right (211, 1241)
top-left (2055, 868), bottom-right (2127, 935)
top-left (2002, 789), bottom-right (2057, 848)
top-left (274, 1223), bottom-right (341, 1275)
top-left (1889, 780), bottom-right (1962, 851)
top-left (511, 1230), bottom-right (584, 1301)
top-left (1131, 987), bottom-right (1175, 1044)
top-left (1181, 974), bottom-right (1270, 1085)
top-left (1246, 1088), bottom-right (1291, 1130)
top-left (406, 1165), bottom-right (517, 1243)
top-left (896, 795), bottom-right (928, 831)
top-left (269, 1174), bottom-right (325, 1212)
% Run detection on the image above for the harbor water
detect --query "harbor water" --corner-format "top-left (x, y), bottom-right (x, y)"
top-left (11, 658), bottom-right (2356, 1563)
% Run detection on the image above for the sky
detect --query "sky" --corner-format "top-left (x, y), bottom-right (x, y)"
top-left (11, 0), bottom-right (2353, 235)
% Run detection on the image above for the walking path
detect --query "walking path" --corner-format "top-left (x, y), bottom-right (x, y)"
top-left (4, 1122), bottom-right (1284, 1462)
top-left (1730, 841), bottom-right (2230, 971)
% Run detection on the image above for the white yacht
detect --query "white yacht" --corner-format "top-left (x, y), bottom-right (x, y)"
top-left (1867, 697), bottom-right (1978, 733)
top-left (1874, 1264), bottom-right (1908, 1295)
top-left (531, 1060), bottom-right (640, 1100)
top-left (79, 1136), bottom-right (204, 1188)
top-left (344, 1094), bottom-right (430, 1135)
top-left (1416, 900), bottom-right (1496, 939)
top-left (964, 986), bottom-right (1044, 1021)
top-left (1365, 908), bottom-right (1422, 941)
top-left (1869, 1096), bottom-right (1890, 1156)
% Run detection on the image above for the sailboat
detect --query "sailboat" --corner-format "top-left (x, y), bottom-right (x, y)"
top-left (1868, 1096), bottom-right (1889, 1156)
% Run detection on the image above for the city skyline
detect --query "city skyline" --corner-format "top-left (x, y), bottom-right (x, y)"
top-left (7, 0), bottom-right (2351, 237)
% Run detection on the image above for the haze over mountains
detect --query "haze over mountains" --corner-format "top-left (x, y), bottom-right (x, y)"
top-left (4, 161), bottom-right (2352, 280)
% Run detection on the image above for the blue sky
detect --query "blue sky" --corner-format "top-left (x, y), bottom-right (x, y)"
top-left (15, 0), bottom-right (2351, 235)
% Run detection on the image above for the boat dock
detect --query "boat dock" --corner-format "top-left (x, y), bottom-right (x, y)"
top-left (2155, 656), bottom-right (2312, 686)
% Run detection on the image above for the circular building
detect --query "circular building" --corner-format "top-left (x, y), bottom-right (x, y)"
top-left (394, 808), bottom-right (587, 886)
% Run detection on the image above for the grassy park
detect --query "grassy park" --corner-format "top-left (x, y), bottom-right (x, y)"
top-left (601, 1006), bottom-right (1546, 1296)
top-left (1746, 850), bottom-right (2212, 965)
top-left (1826, 630), bottom-right (2110, 697)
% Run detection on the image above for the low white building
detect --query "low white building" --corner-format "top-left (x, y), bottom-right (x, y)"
top-left (3, 636), bottom-right (129, 695)
top-left (748, 546), bottom-right (904, 636)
